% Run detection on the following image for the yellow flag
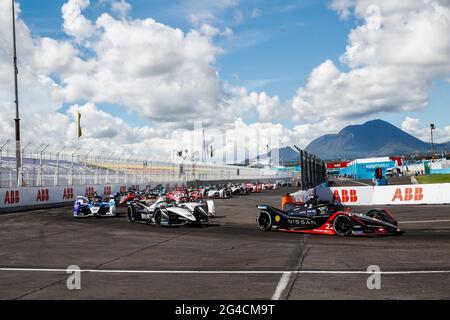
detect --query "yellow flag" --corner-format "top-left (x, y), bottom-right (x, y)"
top-left (77, 111), bottom-right (82, 139)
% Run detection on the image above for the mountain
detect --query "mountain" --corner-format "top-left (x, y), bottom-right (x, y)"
top-left (243, 146), bottom-right (300, 165)
top-left (305, 119), bottom-right (448, 160)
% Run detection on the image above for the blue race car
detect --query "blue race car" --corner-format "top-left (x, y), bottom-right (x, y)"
top-left (73, 195), bottom-right (118, 218)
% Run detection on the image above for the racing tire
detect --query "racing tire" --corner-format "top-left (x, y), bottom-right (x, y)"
top-left (127, 207), bottom-right (135, 223)
top-left (257, 211), bottom-right (272, 231)
top-left (366, 209), bottom-right (384, 222)
top-left (333, 215), bottom-right (353, 237)
top-left (154, 210), bottom-right (162, 227)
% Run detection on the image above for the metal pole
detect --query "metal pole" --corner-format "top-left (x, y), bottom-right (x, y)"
top-left (70, 147), bottom-right (81, 186)
top-left (12, 0), bottom-right (22, 185)
top-left (38, 144), bottom-right (49, 187)
top-left (0, 139), bottom-right (10, 188)
top-left (55, 146), bottom-right (66, 186)
top-left (430, 124), bottom-right (435, 158)
top-left (19, 142), bottom-right (31, 186)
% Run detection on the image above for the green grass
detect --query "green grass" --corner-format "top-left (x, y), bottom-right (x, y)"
top-left (416, 174), bottom-right (450, 184)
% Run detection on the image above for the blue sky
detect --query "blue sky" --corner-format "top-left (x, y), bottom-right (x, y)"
top-left (10, 0), bottom-right (450, 146)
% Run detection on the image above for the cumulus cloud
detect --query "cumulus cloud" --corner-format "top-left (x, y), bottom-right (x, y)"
top-left (61, 0), bottom-right (96, 42)
top-left (402, 117), bottom-right (450, 143)
top-left (293, 0), bottom-right (450, 123)
top-left (111, 0), bottom-right (132, 19)
top-left (1, 0), bottom-right (449, 162)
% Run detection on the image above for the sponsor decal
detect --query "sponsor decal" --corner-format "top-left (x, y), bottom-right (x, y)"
top-left (332, 189), bottom-right (358, 203)
top-left (63, 188), bottom-right (74, 200)
top-left (86, 187), bottom-right (95, 198)
top-left (391, 187), bottom-right (423, 202)
top-left (4, 190), bottom-right (20, 205)
top-left (104, 186), bottom-right (112, 195)
top-left (36, 189), bottom-right (50, 202)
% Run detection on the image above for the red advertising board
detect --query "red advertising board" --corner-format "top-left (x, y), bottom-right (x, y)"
top-left (326, 161), bottom-right (350, 170)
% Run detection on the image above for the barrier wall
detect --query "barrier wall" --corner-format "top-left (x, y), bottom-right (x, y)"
top-left (0, 184), bottom-right (127, 211)
top-left (315, 183), bottom-right (450, 205)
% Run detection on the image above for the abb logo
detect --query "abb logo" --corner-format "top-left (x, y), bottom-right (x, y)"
top-left (332, 189), bottom-right (358, 203)
top-left (392, 188), bottom-right (423, 202)
top-left (36, 189), bottom-right (49, 202)
top-left (86, 187), bottom-right (95, 198)
top-left (104, 186), bottom-right (112, 195)
top-left (63, 188), bottom-right (74, 200)
top-left (4, 190), bottom-right (20, 204)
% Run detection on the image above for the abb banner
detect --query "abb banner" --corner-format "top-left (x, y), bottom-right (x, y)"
top-left (315, 186), bottom-right (374, 206)
top-left (372, 184), bottom-right (450, 205)
top-left (315, 183), bottom-right (450, 205)
top-left (0, 184), bottom-right (127, 210)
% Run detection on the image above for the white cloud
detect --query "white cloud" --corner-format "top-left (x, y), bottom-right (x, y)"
top-left (293, 0), bottom-right (450, 123)
top-left (61, 0), bottom-right (96, 42)
top-left (111, 0), bottom-right (132, 19)
top-left (402, 117), bottom-right (450, 143)
top-left (251, 8), bottom-right (262, 18)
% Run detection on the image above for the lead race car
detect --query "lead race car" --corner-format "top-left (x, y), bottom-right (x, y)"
top-left (127, 197), bottom-right (212, 227)
top-left (73, 195), bottom-right (118, 218)
top-left (256, 199), bottom-right (402, 236)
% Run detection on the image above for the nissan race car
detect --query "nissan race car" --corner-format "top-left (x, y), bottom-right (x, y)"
top-left (73, 196), bottom-right (118, 218)
top-left (256, 202), bottom-right (402, 236)
top-left (127, 197), bottom-right (211, 226)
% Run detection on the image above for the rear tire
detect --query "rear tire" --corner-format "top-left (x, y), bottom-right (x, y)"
top-left (154, 210), bottom-right (162, 227)
top-left (367, 209), bottom-right (384, 221)
top-left (127, 207), bottom-right (135, 223)
top-left (333, 215), bottom-right (353, 236)
top-left (257, 211), bottom-right (272, 231)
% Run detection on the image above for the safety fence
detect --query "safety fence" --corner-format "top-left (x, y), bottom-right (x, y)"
top-left (0, 147), bottom-right (296, 188)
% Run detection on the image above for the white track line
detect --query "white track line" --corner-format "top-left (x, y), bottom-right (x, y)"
top-left (1, 268), bottom-right (450, 275)
top-left (400, 219), bottom-right (450, 224)
top-left (272, 272), bottom-right (292, 300)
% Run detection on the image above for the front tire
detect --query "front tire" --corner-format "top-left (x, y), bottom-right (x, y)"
top-left (127, 207), bottom-right (135, 223)
top-left (154, 210), bottom-right (162, 227)
top-left (257, 211), bottom-right (272, 231)
top-left (333, 215), bottom-right (353, 236)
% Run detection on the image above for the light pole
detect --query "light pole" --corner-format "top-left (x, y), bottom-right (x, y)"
top-left (12, 0), bottom-right (21, 186)
top-left (0, 139), bottom-right (10, 166)
top-left (38, 144), bottom-right (49, 186)
top-left (84, 149), bottom-right (93, 184)
top-left (19, 142), bottom-right (31, 187)
top-left (55, 146), bottom-right (66, 186)
top-left (70, 147), bottom-right (81, 186)
top-left (430, 124), bottom-right (435, 158)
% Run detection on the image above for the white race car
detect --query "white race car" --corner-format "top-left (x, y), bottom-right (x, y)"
top-left (127, 197), bottom-right (214, 226)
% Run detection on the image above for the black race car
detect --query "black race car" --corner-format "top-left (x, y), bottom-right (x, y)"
top-left (256, 200), bottom-right (402, 236)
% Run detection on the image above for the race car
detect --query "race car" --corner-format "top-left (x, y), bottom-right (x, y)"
top-left (127, 197), bottom-right (211, 226)
top-left (73, 195), bottom-right (117, 218)
top-left (207, 186), bottom-right (232, 199)
top-left (230, 184), bottom-right (248, 195)
top-left (256, 202), bottom-right (402, 236)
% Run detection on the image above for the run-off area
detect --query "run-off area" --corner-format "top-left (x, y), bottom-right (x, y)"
top-left (0, 187), bottom-right (449, 300)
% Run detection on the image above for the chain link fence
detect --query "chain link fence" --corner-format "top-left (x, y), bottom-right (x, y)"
top-left (0, 144), bottom-right (297, 188)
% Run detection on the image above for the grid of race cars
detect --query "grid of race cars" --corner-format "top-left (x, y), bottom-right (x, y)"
top-left (73, 180), bottom-right (402, 236)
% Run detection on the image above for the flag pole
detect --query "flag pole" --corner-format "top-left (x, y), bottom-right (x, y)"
top-left (12, 0), bottom-right (21, 187)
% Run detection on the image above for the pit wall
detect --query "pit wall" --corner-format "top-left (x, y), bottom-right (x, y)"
top-left (314, 183), bottom-right (450, 206)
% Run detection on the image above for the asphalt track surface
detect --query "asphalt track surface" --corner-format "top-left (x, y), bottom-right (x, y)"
top-left (0, 187), bottom-right (449, 300)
